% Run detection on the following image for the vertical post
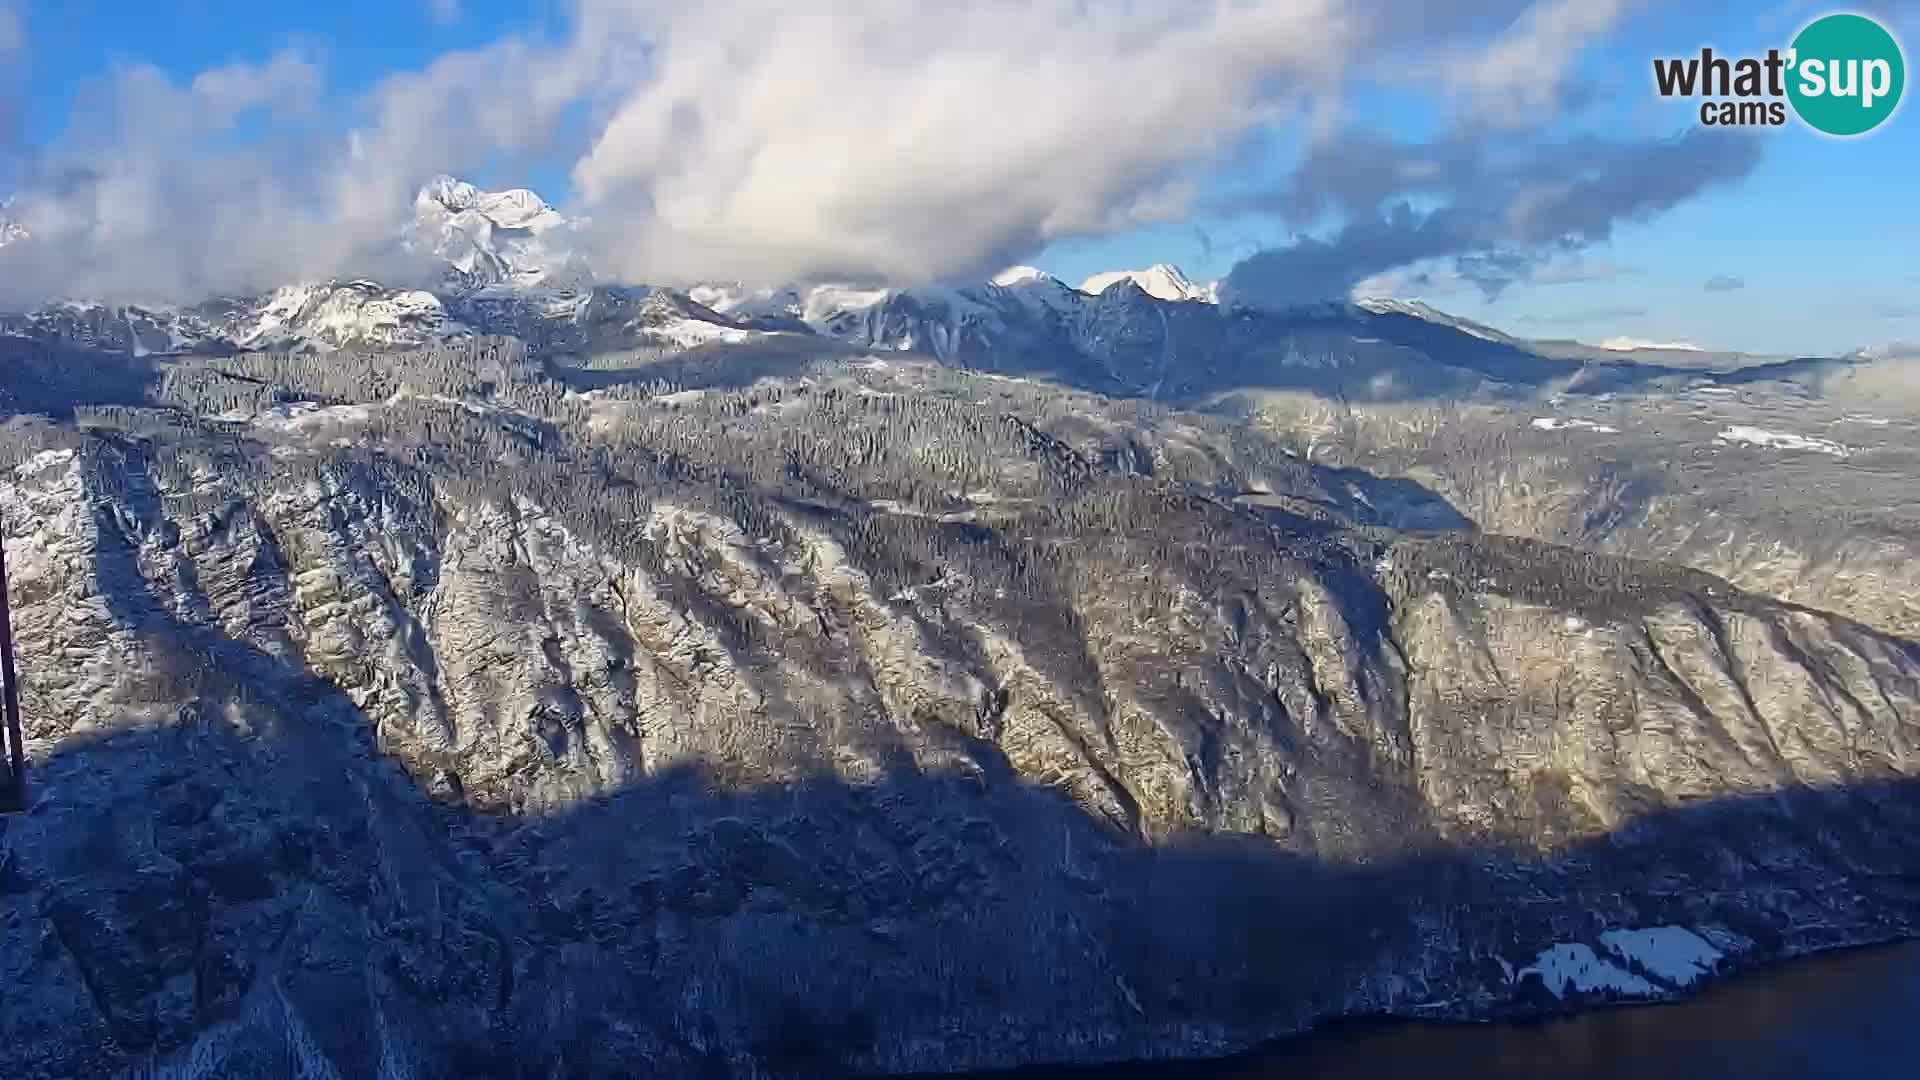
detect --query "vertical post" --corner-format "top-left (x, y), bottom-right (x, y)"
top-left (0, 532), bottom-right (23, 811)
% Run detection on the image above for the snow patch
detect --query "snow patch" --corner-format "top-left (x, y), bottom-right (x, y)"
top-left (638, 316), bottom-right (755, 349)
top-left (1598, 927), bottom-right (1723, 988)
top-left (1531, 417), bottom-right (1620, 433)
top-left (252, 401), bottom-right (379, 434)
top-left (1715, 425), bottom-right (1851, 458)
top-left (1516, 944), bottom-right (1659, 999)
top-left (1600, 337), bottom-right (1704, 352)
top-left (14, 449), bottom-right (75, 475)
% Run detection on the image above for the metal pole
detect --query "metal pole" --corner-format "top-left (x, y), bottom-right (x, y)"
top-left (0, 532), bottom-right (24, 811)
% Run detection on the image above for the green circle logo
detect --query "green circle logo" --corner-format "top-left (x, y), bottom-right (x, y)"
top-left (1787, 13), bottom-right (1905, 136)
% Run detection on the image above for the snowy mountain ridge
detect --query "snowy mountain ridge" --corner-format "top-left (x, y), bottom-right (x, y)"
top-left (1079, 262), bottom-right (1218, 304)
top-left (0, 176), bottom-right (1704, 367)
top-left (1352, 297), bottom-right (1523, 346)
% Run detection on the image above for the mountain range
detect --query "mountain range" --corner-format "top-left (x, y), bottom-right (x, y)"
top-left (0, 177), bottom-right (1786, 380)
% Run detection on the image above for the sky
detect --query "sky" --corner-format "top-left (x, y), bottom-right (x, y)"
top-left (0, 0), bottom-right (1916, 355)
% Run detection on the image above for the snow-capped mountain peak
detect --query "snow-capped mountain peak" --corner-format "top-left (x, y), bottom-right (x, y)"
top-left (406, 175), bottom-right (585, 291)
top-left (990, 265), bottom-right (1057, 288)
top-left (416, 176), bottom-right (561, 230)
top-left (987, 265), bottom-right (1081, 317)
top-left (1078, 263), bottom-right (1216, 303)
top-left (417, 175), bottom-right (486, 213)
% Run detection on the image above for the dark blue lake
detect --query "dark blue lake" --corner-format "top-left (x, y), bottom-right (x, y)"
top-left (1000, 941), bottom-right (1920, 1079)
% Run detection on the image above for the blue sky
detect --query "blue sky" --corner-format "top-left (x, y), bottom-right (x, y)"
top-left (4, 0), bottom-right (1918, 355)
top-left (1046, 3), bottom-right (1920, 355)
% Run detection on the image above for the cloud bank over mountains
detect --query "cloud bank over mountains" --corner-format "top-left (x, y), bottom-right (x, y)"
top-left (0, 0), bottom-right (1765, 311)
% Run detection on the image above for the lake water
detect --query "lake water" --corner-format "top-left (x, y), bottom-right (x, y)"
top-left (1005, 941), bottom-right (1920, 1079)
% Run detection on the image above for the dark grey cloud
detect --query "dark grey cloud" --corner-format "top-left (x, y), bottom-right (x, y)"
top-left (1219, 127), bottom-right (1766, 310)
top-left (1704, 274), bottom-right (1746, 292)
top-left (1221, 204), bottom-right (1477, 309)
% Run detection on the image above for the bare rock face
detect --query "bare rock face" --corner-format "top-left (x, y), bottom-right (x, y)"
top-left (0, 340), bottom-right (1917, 1078)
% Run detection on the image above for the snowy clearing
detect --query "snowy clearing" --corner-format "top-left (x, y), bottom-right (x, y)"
top-left (1598, 927), bottom-right (1723, 987)
top-left (1715, 425), bottom-right (1851, 458)
top-left (1516, 943), bottom-right (1659, 999)
top-left (15, 448), bottom-right (76, 475)
top-left (640, 317), bottom-right (757, 349)
top-left (214, 401), bottom-right (381, 435)
top-left (1531, 417), bottom-right (1620, 433)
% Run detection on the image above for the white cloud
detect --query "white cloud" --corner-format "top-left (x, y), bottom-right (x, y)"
top-left (0, 0), bottom-right (1749, 309)
top-left (0, 35), bottom-right (602, 307)
top-left (1442, 0), bottom-right (1642, 127)
top-left (427, 0), bottom-right (462, 26)
top-left (0, 51), bottom-right (410, 308)
top-left (566, 0), bottom-right (1360, 287)
top-left (0, 0), bottom-right (1370, 304)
